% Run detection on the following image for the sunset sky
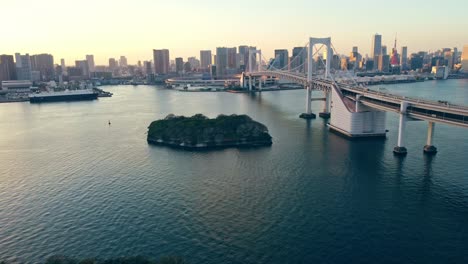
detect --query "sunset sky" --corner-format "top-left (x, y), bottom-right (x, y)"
top-left (2, 0), bottom-right (467, 65)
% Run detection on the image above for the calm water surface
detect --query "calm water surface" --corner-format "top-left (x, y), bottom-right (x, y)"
top-left (0, 79), bottom-right (467, 263)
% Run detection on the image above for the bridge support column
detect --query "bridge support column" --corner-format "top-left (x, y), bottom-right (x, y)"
top-left (424, 121), bottom-right (437, 154)
top-left (394, 102), bottom-right (408, 155)
top-left (249, 76), bottom-right (252, 91)
top-left (319, 90), bottom-right (331, 118)
top-left (258, 77), bottom-right (262, 91)
top-left (300, 86), bottom-right (316, 119)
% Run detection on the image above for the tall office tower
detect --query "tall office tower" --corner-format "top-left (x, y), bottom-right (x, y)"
top-left (175, 57), bottom-right (184, 74)
top-left (0, 55), bottom-right (17, 81)
top-left (200, 50), bottom-right (212, 69)
top-left (119, 56), bottom-right (128, 68)
top-left (238, 45), bottom-right (249, 67)
top-left (31, 54), bottom-right (54, 81)
top-left (144, 61), bottom-right (152, 75)
top-left (453, 47), bottom-right (458, 65)
top-left (109, 58), bottom-right (118, 70)
top-left (400, 46), bottom-right (408, 70)
top-left (352, 46), bottom-right (358, 53)
top-left (274, 49), bottom-right (289, 70)
top-left (227, 47), bottom-right (237, 69)
top-left (381, 46), bottom-right (388, 56)
top-left (378, 54), bottom-right (390, 72)
top-left (216, 47), bottom-right (228, 76)
top-left (75, 60), bottom-right (90, 78)
top-left (15, 53), bottom-right (32, 81)
top-left (153, 49), bottom-right (170, 74)
top-left (461, 45), bottom-right (468, 72)
top-left (371, 34), bottom-right (382, 71)
top-left (291, 47), bottom-right (307, 73)
top-left (86, 55), bottom-right (95, 72)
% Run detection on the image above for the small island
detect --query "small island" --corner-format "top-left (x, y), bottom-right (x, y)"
top-left (147, 114), bottom-right (272, 149)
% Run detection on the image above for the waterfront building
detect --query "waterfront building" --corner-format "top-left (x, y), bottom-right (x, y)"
top-left (0, 80), bottom-right (32, 92)
top-left (119, 56), bottom-right (128, 68)
top-left (153, 49), bottom-right (170, 74)
top-left (109, 58), bottom-right (118, 70)
top-left (86, 55), bottom-right (95, 72)
top-left (175, 57), bottom-right (184, 74)
top-left (462, 45), bottom-right (468, 72)
top-left (216, 47), bottom-right (228, 77)
top-left (200, 50), bottom-right (212, 69)
top-left (410, 53), bottom-right (424, 71)
top-left (67, 66), bottom-right (84, 80)
top-left (75, 60), bottom-right (89, 78)
top-left (291, 47), bottom-right (307, 73)
top-left (0, 55), bottom-right (17, 81)
top-left (400, 46), bottom-right (408, 70)
top-left (188, 57), bottom-right (200, 70)
top-left (31, 54), bottom-right (54, 81)
top-left (227, 47), bottom-right (237, 69)
top-left (274, 49), bottom-right (289, 70)
top-left (15, 53), bottom-right (32, 81)
top-left (144, 61), bottom-right (152, 75)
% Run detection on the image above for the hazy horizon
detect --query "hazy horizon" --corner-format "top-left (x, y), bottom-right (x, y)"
top-left (2, 0), bottom-right (467, 65)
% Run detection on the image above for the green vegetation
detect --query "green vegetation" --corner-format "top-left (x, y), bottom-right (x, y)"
top-left (147, 114), bottom-right (272, 148)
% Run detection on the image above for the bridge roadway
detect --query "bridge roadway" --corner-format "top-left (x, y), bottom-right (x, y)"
top-left (246, 71), bottom-right (468, 128)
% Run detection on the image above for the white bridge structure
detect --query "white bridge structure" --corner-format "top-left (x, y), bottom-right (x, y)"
top-left (242, 37), bottom-right (468, 155)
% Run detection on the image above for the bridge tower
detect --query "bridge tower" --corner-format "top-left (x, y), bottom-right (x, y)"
top-left (301, 37), bottom-right (332, 119)
top-left (246, 48), bottom-right (262, 92)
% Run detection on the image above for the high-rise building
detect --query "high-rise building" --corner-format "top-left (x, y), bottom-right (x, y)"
top-left (274, 49), bottom-right (289, 70)
top-left (371, 34), bottom-right (382, 71)
top-left (200, 50), bottom-right (212, 69)
top-left (175, 57), bottom-right (184, 74)
top-left (461, 45), bottom-right (468, 73)
top-left (238, 45), bottom-right (249, 67)
top-left (31, 54), bottom-right (54, 81)
top-left (109, 58), bottom-right (118, 70)
top-left (0, 55), bottom-right (17, 81)
top-left (291, 47), bottom-right (307, 73)
top-left (119, 56), bottom-right (128, 68)
top-left (15, 53), bottom-right (32, 81)
top-left (144, 61), bottom-right (152, 75)
top-left (216, 47), bottom-right (228, 76)
top-left (400, 46), bottom-right (408, 70)
top-left (227, 47), bottom-right (237, 69)
top-left (86, 55), bottom-right (95, 72)
top-left (153, 49), bottom-right (170, 74)
top-left (381, 46), bottom-right (388, 56)
top-left (75, 60), bottom-right (89, 78)
top-left (378, 54), bottom-right (390, 72)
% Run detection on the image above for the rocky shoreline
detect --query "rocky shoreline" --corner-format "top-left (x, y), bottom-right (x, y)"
top-left (147, 114), bottom-right (272, 150)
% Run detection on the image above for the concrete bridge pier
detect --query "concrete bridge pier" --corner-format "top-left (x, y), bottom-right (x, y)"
top-left (249, 76), bottom-right (252, 91)
top-left (300, 86), bottom-right (316, 119)
top-left (394, 102), bottom-right (409, 155)
top-left (424, 121), bottom-right (437, 154)
top-left (258, 77), bottom-right (262, 91)
top-left (319, 90), bottom-right (331, 118)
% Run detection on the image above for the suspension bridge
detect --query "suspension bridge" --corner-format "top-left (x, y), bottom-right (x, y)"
top-left (241, 37), bottom-right (468, 155)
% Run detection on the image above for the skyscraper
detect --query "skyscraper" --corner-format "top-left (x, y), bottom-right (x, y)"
top-left (144, 61), bottom-right (152, 75)
top-left (216, 47), bottom-right (228, 77)
top-left (175, 57), bottom-right (184, 74)
top-left (75, 60), bottom-right (89, 78)
top-left (109, 58), bottom-right (118, 70)
top-left (15, 53), bottom-right (32, 81)
top-left (371, 34), bottom-right (382, 71)
top-left (119, 56), bottom-right (128, 68)
top-left (461, 45), bottom-right (468, 73)
top-left (0, 55), bottom-right (17, 81)
top-left (400, 46), bottom-right (408, 70)
top-left (291, 47), bottom-right (307, 73)
top-left (227, 47), bottom-right (237, 69)
top-left (200, 50), bottom-right (212, 69)
top-left (153, 49), bottom-right (170, 74)
top-left (274, 49), bottom-right (289, 70)
top-left (31, 54), bottom-right (54, 81)
top-left (86, 55), bottom-right (95, 72)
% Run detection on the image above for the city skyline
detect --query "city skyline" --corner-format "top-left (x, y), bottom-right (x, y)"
top-left (2, 0), bottom-right (467, 64)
